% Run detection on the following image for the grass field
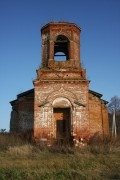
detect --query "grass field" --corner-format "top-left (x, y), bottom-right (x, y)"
top-left (0, 133), bottom-right (120, 180)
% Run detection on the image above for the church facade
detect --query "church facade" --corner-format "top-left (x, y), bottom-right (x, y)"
top-left (10, 22), bottom-right (109, 145)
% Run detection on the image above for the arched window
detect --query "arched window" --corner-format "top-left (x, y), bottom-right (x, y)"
top-left (54, 35), bottom-right (69, 61)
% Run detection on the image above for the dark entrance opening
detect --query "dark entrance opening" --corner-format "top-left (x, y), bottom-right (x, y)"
top-left (53, 108), bottom-right (71, 141)
top-left (56, 120), bottom-right (66, 138)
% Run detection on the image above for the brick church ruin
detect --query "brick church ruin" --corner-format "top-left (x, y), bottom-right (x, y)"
top-left (10, 22), bottom-right (109, 145)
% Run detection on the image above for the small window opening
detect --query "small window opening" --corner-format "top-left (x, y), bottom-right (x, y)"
top-left (54, 35), bottom-right (69, 61)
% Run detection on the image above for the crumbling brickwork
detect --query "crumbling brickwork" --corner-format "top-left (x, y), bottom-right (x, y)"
top-left (10, 22), bottom-right (109, 146)
top-left (88, 91), bottom-right (109, 135)
top-left (10, 90), bottom-right (34, 132)
top-left (34, 81), bottom-right (89, 142)
top-left (33, 22), bottom-right (109, 144)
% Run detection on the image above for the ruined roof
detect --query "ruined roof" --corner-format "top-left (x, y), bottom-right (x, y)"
top-left (17, 89), bottom-right (34, 98)
top-left (10, 89), bottom-right (34, 105)
top-left (101, 99), bottom-right (109, 104)
top-left (89, 90), bottom-right (108, 104)
top-left (89, 90), bottom-right (102, 98)
top-left (10, 88), bottom-right (108, 105)
top-left (41, 21), bottom-right (81, 31)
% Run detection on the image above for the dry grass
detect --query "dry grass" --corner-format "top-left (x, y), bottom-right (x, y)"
top-left (0, 132), bottom-right (120, 179)
top-left (88, 133), bottom-right (120, 154)
top-left (0, 131), bottom-right (33, 150)
top-left (7, 144), bottom-right (33, 157)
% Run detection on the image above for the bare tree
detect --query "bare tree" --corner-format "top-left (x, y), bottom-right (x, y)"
top-left (108, 96), bottom-right (120, 135)
top-left (108, 96), bottom-right (120, 114)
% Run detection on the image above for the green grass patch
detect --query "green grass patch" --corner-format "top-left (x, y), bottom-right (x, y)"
top-left (0, 133), bottom-right (120, 179)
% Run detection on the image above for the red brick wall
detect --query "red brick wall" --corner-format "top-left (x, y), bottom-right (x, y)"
top-left (34, 80), bottom-right (90, 142)
top-left (102, 103), bottom-right (109, 135)
top-left (88, 93), bottom-right (109, 136)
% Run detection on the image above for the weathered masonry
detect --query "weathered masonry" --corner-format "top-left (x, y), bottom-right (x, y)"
top-left (10, 22), bottom-right (109, 145)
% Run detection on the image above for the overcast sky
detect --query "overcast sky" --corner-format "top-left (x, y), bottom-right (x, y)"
top-left (0, 0), bottom-right (120, 131)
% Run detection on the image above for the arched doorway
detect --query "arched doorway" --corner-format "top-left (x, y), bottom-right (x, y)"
top-left (52, 97), bottom-right (72, 142)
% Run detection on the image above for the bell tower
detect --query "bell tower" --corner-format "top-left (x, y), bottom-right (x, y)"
top-left (36, 22), bottom-right (86, 81)
top-left (41, 22), bottom-right (81, 70)
top-left (34, 22), bottom-right (89, 144)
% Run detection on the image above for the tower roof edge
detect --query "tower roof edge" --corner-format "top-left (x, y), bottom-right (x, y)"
top-left (41, 21), bottom-right (81, 32)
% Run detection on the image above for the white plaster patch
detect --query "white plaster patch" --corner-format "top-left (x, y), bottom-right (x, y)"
top-left (52, 97), bottom-right (71, 107)
top-left (76, 112), bottom-right (81, 116)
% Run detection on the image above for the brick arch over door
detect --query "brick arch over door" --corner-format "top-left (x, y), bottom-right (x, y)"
top-left (52, 97), bottom-right (72, 108)
top-left (45, 87), bottom-right (78, 106)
